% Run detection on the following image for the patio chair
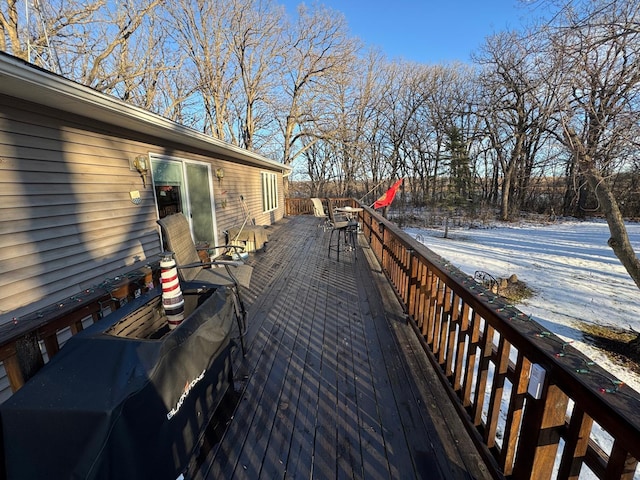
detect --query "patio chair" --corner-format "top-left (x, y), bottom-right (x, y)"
top-left (326, 202), bottom-right (358, 261)
top-left (311, 197), bottom-right (330, 231)
top-left (157, 213), bottom-right (253, 355)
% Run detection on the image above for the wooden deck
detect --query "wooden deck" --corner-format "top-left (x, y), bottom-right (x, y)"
top-left (193, 215), bottom-right (493, 480)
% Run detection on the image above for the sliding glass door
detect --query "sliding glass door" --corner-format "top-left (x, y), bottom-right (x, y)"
top-left (185, 162), bottom-right (214, 243)
top-left (150, 156), bottom-right (218, 245)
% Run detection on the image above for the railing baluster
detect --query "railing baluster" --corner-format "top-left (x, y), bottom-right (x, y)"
top-left (445, 292), bottom-right (460, 378)
top-left (425, 274), bottom-right (439, 346)
top-left (484, 335), bottom-right (510, 448)
top-left (1, 351), bottom-right (25, 393)
top-left (500, 354), bottom-right (531, 475)
top-left (557, 406), bottom-right (593, 480)
top-left (605, 440), bottom-right (638, 480)
top-left (462, 310), bottom-right (481, 409)
top-left (42, 334), bottom-right (60, 359)
top-left (406, 249), bottom-right (417, 321)
top-left (437, 284), bottom-right (452, 365)
top-left (473, 322), bottom-right (494, 428)
top-left (416, 263), bottom-right (428, 332)
top-left (452, 302), bottom-right (470, 394)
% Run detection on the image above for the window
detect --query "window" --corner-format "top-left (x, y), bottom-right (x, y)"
top-left (261, 172), bottom-right (278, 212)
top-left (155, 185), bottom-right (183, 218)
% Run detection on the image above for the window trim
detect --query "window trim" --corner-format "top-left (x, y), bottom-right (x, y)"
top-left (261, 171), bottom-right (278, 213)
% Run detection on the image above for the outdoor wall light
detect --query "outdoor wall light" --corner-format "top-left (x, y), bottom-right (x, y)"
top-left (133, 155), bottom-right (149, 187)
top-left (215, 167), bottom-right (224, 183)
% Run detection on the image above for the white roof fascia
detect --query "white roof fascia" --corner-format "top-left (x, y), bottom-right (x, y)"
top-left (0, 53), bottom-right (291, 173)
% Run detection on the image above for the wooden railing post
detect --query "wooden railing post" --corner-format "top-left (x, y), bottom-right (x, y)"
top-left (512, 381), bottom-right (569, 479)
top-left (42, 335), bottom-right (60, 359)
top-left (500, 355), bottom-right (532, 476)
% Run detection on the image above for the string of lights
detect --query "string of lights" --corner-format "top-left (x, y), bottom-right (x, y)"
top-left (407, 259), bottom-right (635, 400)
top-left (3, 264), bottom-right (157, 337)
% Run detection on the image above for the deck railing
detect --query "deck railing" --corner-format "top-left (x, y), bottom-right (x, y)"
top-left (285, 196), bottom-right (352, 216)
top-left (350, 200), bottom-right (640, 480)
top-left (290, 197), bottom-right (640, 480)
top-left (0, 265), bottom-right (158, 396)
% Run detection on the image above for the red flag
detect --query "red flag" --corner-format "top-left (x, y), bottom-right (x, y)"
top-left (373, 178), bottom-right (403, 209)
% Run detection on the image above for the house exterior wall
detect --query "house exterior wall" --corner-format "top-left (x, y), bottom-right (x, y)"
top-left (0, 93), bottom-right (285, 326)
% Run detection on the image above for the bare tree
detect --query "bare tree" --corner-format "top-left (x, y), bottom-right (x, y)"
top-left (228, 0), bottom-right (284, 150)
top-left (1, 0), bottom-right (102, 70)
top-left (277, 4), bottom-right (358, 170)
top-left (378, 62), bottom-right (429, 185)
top-left (544, 0), bottom-right (640, 289)
top-left (151, 60), bottom-right (201, 125)
top-left (1, 0), bottom-right (167, 101)
top-left (168, 0), bottom-right (239, 142)
top-left (320, 48), bottom-right (384, 197)
top-left (302, 140), bottom-right (334, 196)
top-left (403, 64), bottom-right (450, 205)
top-left (79, 0), bottom-right (164, 92)
top-left (416, 63), bottom-right (480, 206)
top-left (475, 30), bottom-right (555, 220)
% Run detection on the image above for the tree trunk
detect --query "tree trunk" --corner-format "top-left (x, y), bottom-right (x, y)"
top-left (500, 172), bottom-right (512, 221)
top-left (565, 126), bottom-right (640, 290)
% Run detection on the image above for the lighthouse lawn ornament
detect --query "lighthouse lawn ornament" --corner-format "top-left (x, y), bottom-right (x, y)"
top-left (160, 252), bottom-right (184, 329)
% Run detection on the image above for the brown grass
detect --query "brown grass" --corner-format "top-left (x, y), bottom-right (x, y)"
top-left (579, 322), bottom-right (640, 376)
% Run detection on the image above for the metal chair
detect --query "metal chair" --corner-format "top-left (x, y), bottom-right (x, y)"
top-left (326, 202), bottom-right (358, 261)
top-left (311, 197), bottom-right (330, 231)
top-left (157, 213), bottom-right (253, 355)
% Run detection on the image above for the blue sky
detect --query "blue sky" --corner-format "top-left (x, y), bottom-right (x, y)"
top-left (281, 0), bottom-right (533, 64)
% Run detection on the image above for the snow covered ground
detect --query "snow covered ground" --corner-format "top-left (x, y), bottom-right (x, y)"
top-left (404, 218), bottom-right (640, 392)
top-left (404, 218), bottom-right (640, 478)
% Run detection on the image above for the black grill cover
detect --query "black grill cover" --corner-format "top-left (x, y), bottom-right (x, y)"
top-left (0, 287), bottom-right (235, 480)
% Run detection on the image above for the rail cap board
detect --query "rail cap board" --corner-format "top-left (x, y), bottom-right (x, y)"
top-left (359, 203), bottom-right (640, 455)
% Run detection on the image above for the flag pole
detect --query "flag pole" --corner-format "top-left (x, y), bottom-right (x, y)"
top-left (358, 178), bottom-right (388, 203)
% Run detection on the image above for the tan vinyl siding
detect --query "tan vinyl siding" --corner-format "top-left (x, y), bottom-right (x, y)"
top-left (0, 96), bottom-right (159, 323)
top-left (1, 93), bottom-right (285, 325)
top-left (204, 160), bottom-right (284, 242)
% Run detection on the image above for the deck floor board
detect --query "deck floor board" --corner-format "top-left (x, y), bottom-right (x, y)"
top-left (197, 216), bottom-right (493, 480)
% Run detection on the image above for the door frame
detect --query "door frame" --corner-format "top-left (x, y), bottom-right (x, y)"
top-left (149, 153), bottom-right (219, 247)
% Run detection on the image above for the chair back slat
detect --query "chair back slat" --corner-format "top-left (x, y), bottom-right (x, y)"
top-left (311, 198), bottom-right (327, 218)
top-left (157, 214), bottom-right (202, 281)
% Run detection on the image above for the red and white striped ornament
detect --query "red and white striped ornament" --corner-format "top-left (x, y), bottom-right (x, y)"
top-left (160, 253), bottom-right (184, 329)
